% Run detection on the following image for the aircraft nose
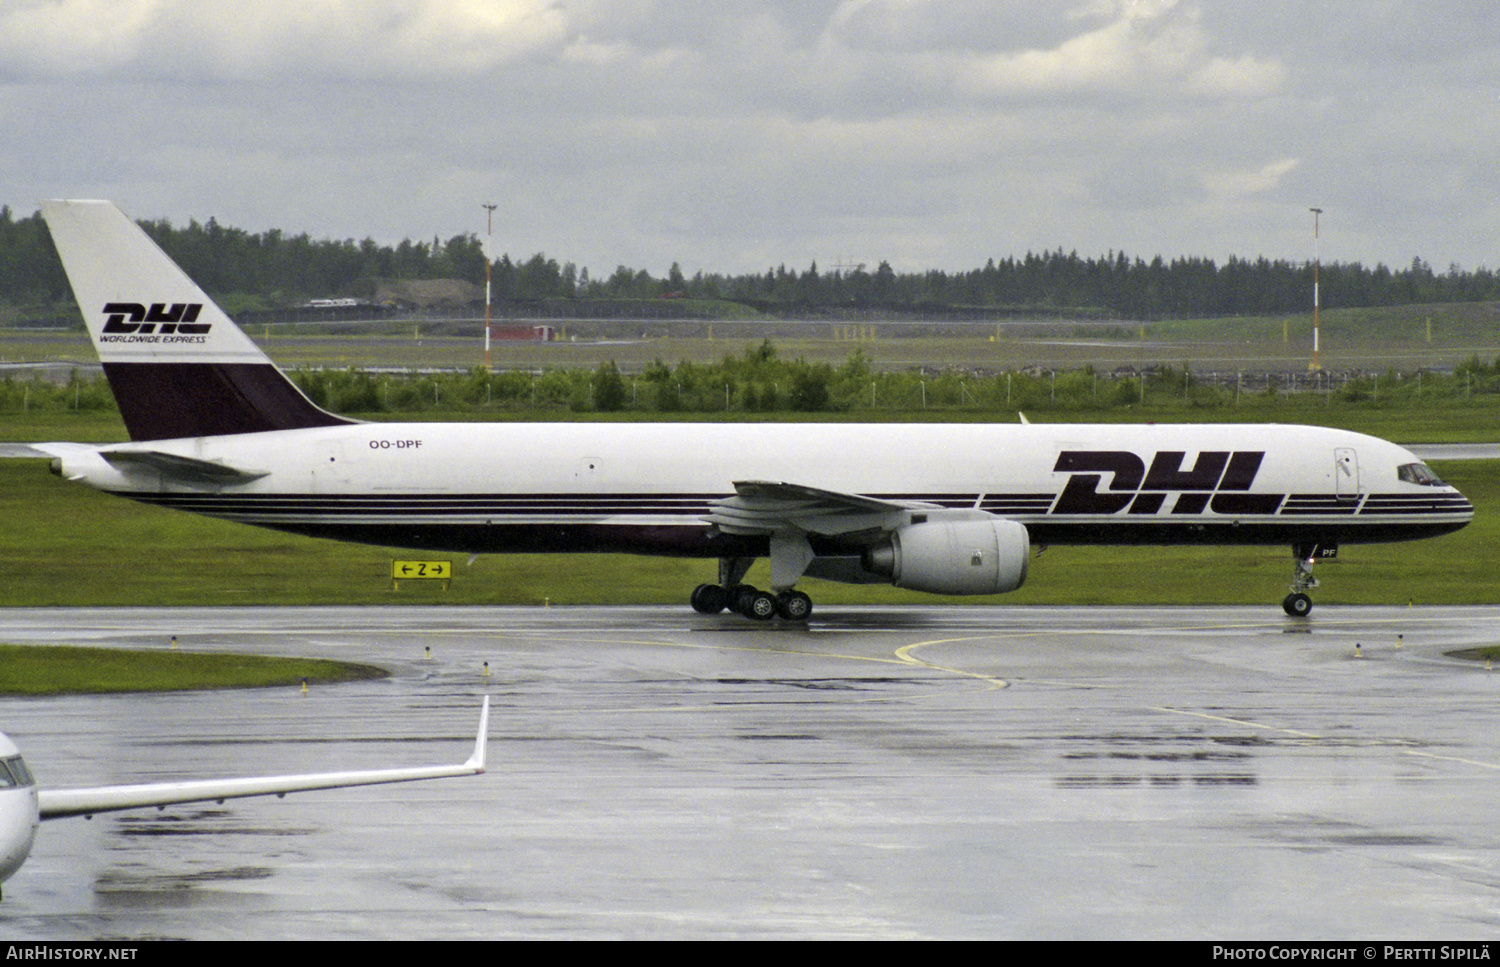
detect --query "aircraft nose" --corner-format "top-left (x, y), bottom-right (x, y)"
top-left (0, 788), bottom-right (40, 884)
top-left (1436, 483), bottom-right (1476, 529)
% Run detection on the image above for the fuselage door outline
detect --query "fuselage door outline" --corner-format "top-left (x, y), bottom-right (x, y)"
top-left (1334, 447), bottom-right (1360, 500)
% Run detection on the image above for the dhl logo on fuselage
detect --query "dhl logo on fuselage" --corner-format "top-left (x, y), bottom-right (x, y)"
top-left (1052, 450), bottom-right (1281, 516)
top-left (101, 302), bottom-right (209, 335)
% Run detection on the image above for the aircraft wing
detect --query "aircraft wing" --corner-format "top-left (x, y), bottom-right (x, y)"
top-left (16, 442), bottom-right (269, 488)
top-left (20, 442), bottom-right (267, 485)
top-left (706, 480), bottom-right (932, 538)
top-left (37, 698), bottom-right (488, 821)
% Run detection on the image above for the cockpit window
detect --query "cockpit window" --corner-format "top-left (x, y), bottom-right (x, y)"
top-left (0, 755), bottom-right (34, 788)
top-left (1398, 463), bottom-right (1445, 486)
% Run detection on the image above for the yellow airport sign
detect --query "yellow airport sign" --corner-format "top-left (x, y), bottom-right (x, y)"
top-left (392, 560), bottom-right (451, 580)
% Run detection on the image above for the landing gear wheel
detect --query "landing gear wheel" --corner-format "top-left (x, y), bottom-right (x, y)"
top-left (691, 583), bottom-right (728, 614)
top-left (1283, 543), bottom-right (1327, 618)
top-left (729, 585), bottom-right (758, 615)
top-left (774, 590), bottom-right (813, 621)
top-left (738, 589), bottom-right (777, 621)
top-left (1282, 592), bottom-right (1313, 617)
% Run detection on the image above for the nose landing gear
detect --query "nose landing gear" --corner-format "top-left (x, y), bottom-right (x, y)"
top-left (1282, 542), bottom-right (1334, 616)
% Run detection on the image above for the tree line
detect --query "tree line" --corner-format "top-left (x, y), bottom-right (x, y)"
top-left (3, 204), bottom-right (1498, 320)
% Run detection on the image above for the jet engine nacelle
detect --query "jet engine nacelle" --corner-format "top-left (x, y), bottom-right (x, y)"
top-left (863, 516), bottom-right (1030, 595)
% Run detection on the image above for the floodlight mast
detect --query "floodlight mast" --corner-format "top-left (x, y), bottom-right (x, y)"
top-left (483, 202), bottom-right (498, 371)
top-left (1309, 207), bottom-right (1323, 372)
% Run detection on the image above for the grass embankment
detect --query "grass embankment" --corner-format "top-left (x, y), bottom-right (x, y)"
top-left (0, 644), bottom-right (386, 695)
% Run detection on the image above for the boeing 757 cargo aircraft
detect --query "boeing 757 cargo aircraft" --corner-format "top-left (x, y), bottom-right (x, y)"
top-left (0, 698), bottom-right (488, 896)
top-left (37, 200), bottom-right (1473, 618)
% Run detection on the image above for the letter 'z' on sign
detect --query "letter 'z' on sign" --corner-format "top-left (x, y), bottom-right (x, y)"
top-left (392, 560), bottom-right (452, 589)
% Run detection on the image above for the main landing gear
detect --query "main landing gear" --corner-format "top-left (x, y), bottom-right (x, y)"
top-left (690, 555), bottom-right (814, 621)
top-left (1282, 542), bottom-right (1331, 617)
top-left (691, 583), bottom-right (813, 621)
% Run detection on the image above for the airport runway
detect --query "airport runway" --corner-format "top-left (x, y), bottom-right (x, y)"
top-left (2, 604), bottom-right (1499, 940)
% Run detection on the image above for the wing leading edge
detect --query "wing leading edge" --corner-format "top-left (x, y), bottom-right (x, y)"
top-left (706, 480), bottom-right (928, 588)
top-left (37, 697), bottom-right (489, 821)
top-left (706, 480), bottom-right (930, 538)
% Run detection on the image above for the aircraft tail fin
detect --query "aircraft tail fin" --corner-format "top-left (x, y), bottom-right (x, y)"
top-left (41, 199), bottom-right (353, 442)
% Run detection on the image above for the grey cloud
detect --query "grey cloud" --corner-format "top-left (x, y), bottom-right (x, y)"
top-left (3, 0), bottom-right (1497, 276)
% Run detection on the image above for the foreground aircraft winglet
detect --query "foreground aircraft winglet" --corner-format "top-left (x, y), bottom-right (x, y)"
top-left (0, 698), bottom-right (489, 894)
top-left (36, 696), bottom-right (489, 821)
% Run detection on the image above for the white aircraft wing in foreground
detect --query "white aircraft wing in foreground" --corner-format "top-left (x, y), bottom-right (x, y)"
top-left (36, 200), bottom-right (1473, 619)
top-left (0, 697), bottom-right (488, 895)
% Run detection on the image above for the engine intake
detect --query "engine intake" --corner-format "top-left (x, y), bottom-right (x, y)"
top-left (863, 517), bottom-right (1030, 595)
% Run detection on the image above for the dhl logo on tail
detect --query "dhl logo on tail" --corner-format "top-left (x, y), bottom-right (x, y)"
top-left (101, 302), bottom-right (209, 337)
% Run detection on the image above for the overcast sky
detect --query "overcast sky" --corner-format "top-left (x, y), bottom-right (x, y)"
top-left (4, 1), bottom-right (1497, 278)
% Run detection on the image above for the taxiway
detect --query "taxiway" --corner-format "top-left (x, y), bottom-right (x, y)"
top-left (2, 605), bottom-right (1499, 939)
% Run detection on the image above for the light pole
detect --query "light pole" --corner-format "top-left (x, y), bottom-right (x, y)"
top-left (482, 202), bottom-right (498, 371)
top-left (1309, 207), bottom-right (1323, 372)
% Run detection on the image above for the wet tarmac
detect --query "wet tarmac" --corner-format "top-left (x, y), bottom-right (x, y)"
top-left (2, 604), bottom-right (1499, 940)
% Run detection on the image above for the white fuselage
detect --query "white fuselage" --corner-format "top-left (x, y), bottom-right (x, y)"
top-left (53, 420), bottom-right (1472, 561)
top-left (0, 736), bottom-right (39, 887)
top-left (0, 787), bottom-right (37, 885)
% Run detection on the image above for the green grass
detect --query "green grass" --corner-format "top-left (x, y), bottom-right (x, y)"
top-left (0, 410), bottom-right (128, 443)
top-left (0, 643), bottom-right (386, 695)
top-left (4, 394), bottom-right (1496, 439)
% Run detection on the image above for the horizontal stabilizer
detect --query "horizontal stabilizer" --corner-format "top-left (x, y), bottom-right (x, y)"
top-left (102, 449), bottom-right (268, 484)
